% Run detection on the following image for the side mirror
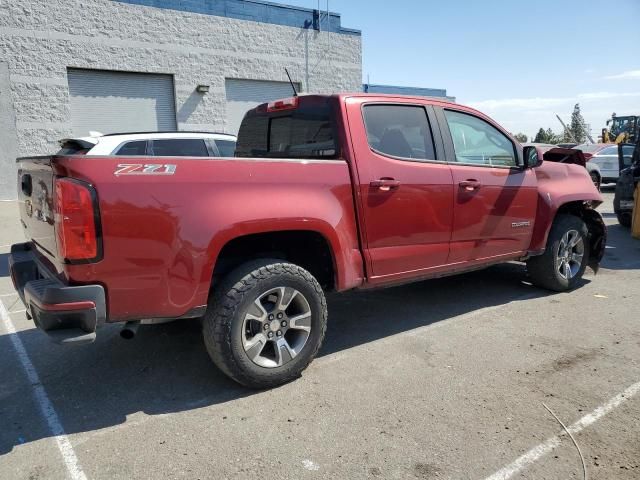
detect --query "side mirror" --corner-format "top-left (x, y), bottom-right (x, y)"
top-left (523, 146), bottom-right (543, 169)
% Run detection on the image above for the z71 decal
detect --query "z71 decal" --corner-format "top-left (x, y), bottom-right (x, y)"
top-left (511, 221), bottom-right (531, 228)
top-left (114, 164), bottom-right (177, 176)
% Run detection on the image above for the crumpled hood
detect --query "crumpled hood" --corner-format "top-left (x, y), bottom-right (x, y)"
top-left (541, 147), bottom-right (586, 167)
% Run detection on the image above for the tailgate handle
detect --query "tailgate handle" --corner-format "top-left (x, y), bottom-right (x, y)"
top-left (21, 174), bottom-right (32, 197)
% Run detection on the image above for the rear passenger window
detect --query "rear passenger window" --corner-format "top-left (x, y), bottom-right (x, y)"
top-left (152, 139), bottom-right (209, 157)
top-left (363, 105), bottom-right (436, 161)
top-left (115, 141), bottom-right (147, 156)
top-left (444, 110), bottom-right (516, 167)
top-left (215, 140), bottom-right (237, 157)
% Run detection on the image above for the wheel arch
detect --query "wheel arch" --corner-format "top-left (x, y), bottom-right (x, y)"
top-left (530, 198), bottom-right (606, 270)
top-left (212, 229), bottom-right (338, 291)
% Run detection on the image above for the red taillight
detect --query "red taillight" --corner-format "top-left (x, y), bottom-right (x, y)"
top-left (267, 97), bottom-right (299, 112)
top-left (54, 178), bottom-right (99, 262)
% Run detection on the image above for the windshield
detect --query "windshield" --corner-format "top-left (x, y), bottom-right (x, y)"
top-left (610, 117), bottom-right (635, 136)
top-left (574, 144), bottom-right (604, 153)
top-left (235, 96), bottom-right (338, 159)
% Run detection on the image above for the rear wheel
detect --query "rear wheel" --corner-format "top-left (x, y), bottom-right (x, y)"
top-left (203, 260), bottom-right (327, 389)
top-left (589, 171), bottom-right (601, 191)
top-left (527, 215), bottom-right (590, 292)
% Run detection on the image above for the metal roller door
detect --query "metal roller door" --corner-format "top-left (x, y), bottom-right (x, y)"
top-left (225, 79), bottom-right (300, 134)
top-left (67, 69), bottom-right (177, 136)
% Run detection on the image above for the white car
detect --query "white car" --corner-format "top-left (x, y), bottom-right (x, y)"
top-left (57, 131), bottom-right (237, 157)
top-left (573, 143), bottom-right (635, 184)
top-left (523, 143), bottom-right (602, 189)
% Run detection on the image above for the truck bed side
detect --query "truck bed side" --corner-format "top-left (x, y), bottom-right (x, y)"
top-left (20, 155), bottom-right (363, 322)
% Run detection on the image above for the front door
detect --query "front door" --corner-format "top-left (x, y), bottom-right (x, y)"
top-left (438, 108), bottom-right (537, 264)
top-left (346, 99), bottom-right (454, 281)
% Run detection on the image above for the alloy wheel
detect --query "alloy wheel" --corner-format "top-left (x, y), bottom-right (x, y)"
top-left (556, 229), bottom-right (584, 280)
top-left (241, 287), bottom-right (312, 368)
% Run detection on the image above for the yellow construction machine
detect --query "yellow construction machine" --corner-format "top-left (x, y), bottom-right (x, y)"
top-left (602, 114), bottom-right (639, 144)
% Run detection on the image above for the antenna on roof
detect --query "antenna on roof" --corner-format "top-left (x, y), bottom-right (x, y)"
top-left (285, 68), bottom-right (298, 97)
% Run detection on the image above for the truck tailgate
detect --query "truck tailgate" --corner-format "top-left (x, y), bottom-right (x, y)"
top-left (17, 156), bottom-right (58, 260)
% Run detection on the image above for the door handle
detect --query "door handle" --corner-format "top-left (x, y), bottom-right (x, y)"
top-left (370, 178), bottom-right (401, 192)
top-left (459, 179), bottom-right (481, 191)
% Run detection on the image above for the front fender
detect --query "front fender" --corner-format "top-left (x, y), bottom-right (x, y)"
top-left (529, 162), bottom-right (603, 253)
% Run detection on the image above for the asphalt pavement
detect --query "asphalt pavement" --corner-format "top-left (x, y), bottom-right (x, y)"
top-left (0, 189), bottom-right (638, 480)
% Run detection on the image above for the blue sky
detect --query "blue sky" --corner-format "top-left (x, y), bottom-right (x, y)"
top-left (285, 0), bottom-right (640, 139)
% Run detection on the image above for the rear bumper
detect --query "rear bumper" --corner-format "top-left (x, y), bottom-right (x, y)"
top-left (8, 243), bottom-right (106, 345)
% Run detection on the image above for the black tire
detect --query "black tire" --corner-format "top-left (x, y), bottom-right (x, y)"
top-left (617, 211), bottom-right (632, 228)
top-left (203, 260), bottom-right (327, 389)
top-left (589, 171), bottom-right (601, 191)
top-left (526, 215), bottom-right (590, 292)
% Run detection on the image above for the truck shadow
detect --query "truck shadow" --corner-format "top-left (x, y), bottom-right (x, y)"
top-left (0, 261), bottom-right (592, 455)
top-left (599, 223), bottom-right (640, 270)
top-left (0, 253), bottom-right (9, 277)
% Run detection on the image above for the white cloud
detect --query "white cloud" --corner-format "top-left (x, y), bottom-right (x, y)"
top-left (468, 91), bottom-right (640, 111)
top-left (578, 91), bottom-right (640, 100)
top-left (466, 91), bottom-right (640, 138)
top-left (604, 70), bottom-right (640, 80)
top-left (469, 97), bottom-right (569, 110)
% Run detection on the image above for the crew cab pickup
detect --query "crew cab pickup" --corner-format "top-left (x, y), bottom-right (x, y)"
top-left (9, 94), bottom-right (606, 388)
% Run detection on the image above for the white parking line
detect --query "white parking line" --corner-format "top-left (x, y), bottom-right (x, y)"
top-left (483, 380), bottom-right (640, 480)
top-left (0, 299), bottom-right (88, 480)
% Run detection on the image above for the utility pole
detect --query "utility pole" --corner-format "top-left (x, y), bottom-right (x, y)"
top-left (556, 114), bottom-right (577, 143)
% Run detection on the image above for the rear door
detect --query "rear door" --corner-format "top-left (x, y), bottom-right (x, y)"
top-left (436, 107), bottom-right (537, 263)
top-left (593, 145), bottom-right (621, 180)
top-left (346, 98), bottom-right (454, 281)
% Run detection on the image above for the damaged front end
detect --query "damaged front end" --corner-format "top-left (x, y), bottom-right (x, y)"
top-left (541, 147), bottom-right (587, 166)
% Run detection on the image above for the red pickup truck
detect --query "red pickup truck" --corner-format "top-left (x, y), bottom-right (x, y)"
top-left (9, 94), bottom-right (606, 388)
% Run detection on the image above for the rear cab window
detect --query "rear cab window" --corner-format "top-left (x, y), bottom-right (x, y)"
top-left (236, 96), bottom-right (338, 159)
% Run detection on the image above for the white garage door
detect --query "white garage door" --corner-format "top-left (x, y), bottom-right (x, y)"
top-left (67, 69), bottom-right (177, 136)
top-left (225, 79), bottom-right (300, 135)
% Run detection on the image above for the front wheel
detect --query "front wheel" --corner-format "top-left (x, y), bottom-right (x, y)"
top-left (203, 260), bottom-right (327, 389)
top-left (526, 215), bottom-right (590, 292)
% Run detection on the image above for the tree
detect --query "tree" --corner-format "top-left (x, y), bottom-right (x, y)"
top-left (569, 103), bottom-right (587, 143)
top-left (513, 133), bottom-right (528, 143)
top-left (534, 128), bottom-right (547, 143)
top-left (533, 127), bottom-right (562, 144)
top-left (547, 128), bottom-right (563, 144)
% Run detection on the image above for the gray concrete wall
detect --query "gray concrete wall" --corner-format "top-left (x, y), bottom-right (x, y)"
top-left (0, 62), bottom-right (17, 200)
top-left (0, 0), bottom-right (362, 199)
